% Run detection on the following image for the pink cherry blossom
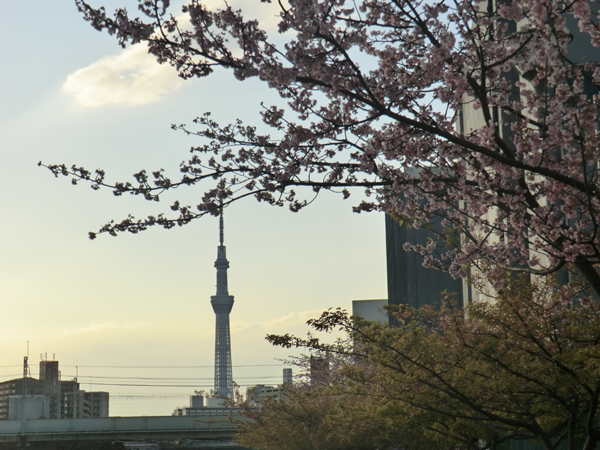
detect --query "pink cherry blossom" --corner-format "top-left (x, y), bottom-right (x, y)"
top-left (44, 0), bottom-right (600, 294)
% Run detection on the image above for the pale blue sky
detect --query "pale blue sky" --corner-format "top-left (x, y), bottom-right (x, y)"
top-left (0, 1), bottom-right (386, 416)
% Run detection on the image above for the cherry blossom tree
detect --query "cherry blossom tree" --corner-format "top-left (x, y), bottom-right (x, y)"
top-left (268, 278), bottom-right (600, 450)
top-left (43, 0), bottom-right (600, 293)
top-left (235, 373), bottom-right (467, 450)
top-left (234, 351), bottom-right (471, 450)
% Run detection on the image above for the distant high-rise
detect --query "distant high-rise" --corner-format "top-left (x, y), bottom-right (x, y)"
top-left (211, 208), bottom-right (234, 398)
top-left (385, 214), bottom-right (463, 313)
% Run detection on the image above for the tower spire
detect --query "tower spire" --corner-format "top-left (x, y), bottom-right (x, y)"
top-left (210, 204), bottom-right (234, 399)
top-left (219, 206), bottom-right (224, 246)
top-left (214, 205), bottom-right (229, 297)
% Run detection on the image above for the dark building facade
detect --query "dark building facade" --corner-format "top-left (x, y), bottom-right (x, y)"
top-left (309, 355), bottom-right (330, 387)
top-left (385, 214), bottom-right (464, 314)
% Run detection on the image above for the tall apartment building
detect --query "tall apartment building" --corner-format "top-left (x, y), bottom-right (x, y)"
top-left (385, 1), bottom-right (599, 312)
top-left (454, 2), bottom-right (599, 305)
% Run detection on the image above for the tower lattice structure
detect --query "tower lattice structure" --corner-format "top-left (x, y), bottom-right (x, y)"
top-left (211, 208), bottom-right (234, 398)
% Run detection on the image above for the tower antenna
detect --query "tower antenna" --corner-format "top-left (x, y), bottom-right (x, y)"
top-left (219, 200), bottom-right (224, 246)
top-left (23, 342), bottom-right (29, 399)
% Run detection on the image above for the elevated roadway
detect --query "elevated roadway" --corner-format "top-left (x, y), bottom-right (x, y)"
top-left (0, 415), bottom-right (240, 444)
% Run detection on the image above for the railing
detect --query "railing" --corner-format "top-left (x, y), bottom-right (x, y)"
top-left (0, 415), bottom-right (240, 443)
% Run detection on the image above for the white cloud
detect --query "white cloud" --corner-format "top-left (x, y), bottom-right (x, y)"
top-left (62, 44), bottom-right (183, 108)
top-left (61, 2), bottom-right (284, 109)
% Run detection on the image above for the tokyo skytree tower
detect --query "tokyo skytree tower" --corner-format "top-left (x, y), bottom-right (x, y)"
top-left (210, 208), bottom-right (234, 398)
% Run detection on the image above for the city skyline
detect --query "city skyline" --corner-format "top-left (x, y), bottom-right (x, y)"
top-left (0, 1), bottom-right (386, 416)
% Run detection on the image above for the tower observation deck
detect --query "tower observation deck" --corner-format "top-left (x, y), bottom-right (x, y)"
top-left (210, 208), bottom-right (234, 398)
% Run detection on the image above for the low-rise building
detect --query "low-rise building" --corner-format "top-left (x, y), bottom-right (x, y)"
top-left (172, 395), bottom-right (231, 416)
top-left (86, 391), bottom-right (109, 417)
top-left (0, 358), bottom-right (109, 420)
top-left (0, 377), bottom-right (56, 420)
top-left (245, 368), bottom-right (294, 406)
top-left (246, 384), bottom-right (285, 403)
top-left (7, 396), bottom-right (50, 420)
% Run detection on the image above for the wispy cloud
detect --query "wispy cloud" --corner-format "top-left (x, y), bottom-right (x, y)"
top-left (260, 310), bottom-right (323, 330)
top-left (60, 322), bottom-right (125, 337)
top-left (230, 309), bottom-right (324, 334)
top-left (62, 44), bottom-right (183, 108)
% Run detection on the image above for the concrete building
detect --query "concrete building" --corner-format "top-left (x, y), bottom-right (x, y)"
top-left (352, 299), bottom-right (388, 323)
top-left (0, 357), bottom-right (61, 420)
top-left (171, 395), bottom-right (231, 416)
top-left (7, 396), bottom-right (50, 420)
top-left (38, 359), bottom-right (61, 418)
top-left (39, 360), bottom-right (60, 384)
top-left (61, 379), bottom-right (82, 418)
top-left (0, 359), bottom-right (109, 420)
top-left (86, 391), bottom-right (109, 418)
top-left (246, 385), bottom-right (285, 403)
top-left (60, 379), bottom-right (109, 418)
top-left (0, 378), bottom-right (50, 420)
top-left (384, 2), bottom-right (599, 312)
top-left (173, 367), bottom-right (294, 414)
top-left (63, 389), bottom-right (90, 419)
top-left (61, 388), bottom-right (109, 419)
top-left (453, 1), bottom-right (600, 306)
top-left (245, 368), bottom-right (294, 406)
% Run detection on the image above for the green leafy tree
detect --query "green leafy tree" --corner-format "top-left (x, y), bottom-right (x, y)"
top-left (235, 367), bottom-right (465, 450)
top-left (268, 279), bottom-right (600, 450)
